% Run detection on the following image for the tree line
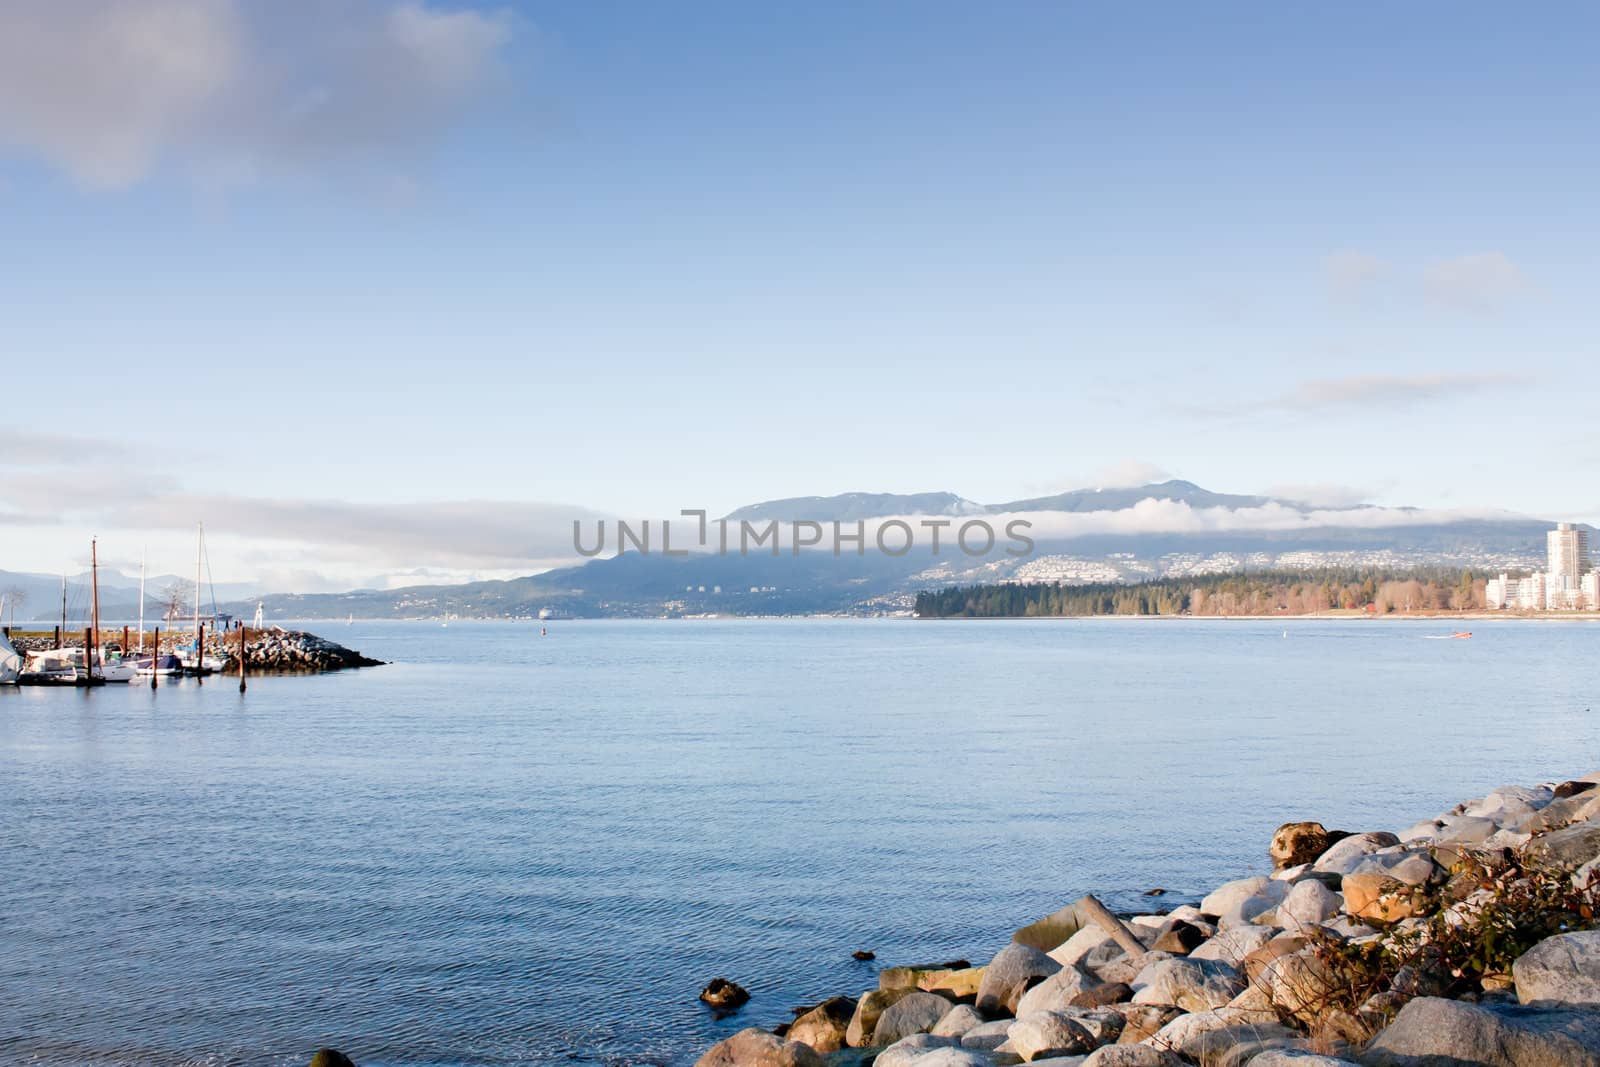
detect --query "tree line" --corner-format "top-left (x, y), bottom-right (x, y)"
top-left (914, 568), bottom-right (1490, 618)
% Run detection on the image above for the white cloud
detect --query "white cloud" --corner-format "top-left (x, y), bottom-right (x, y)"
top-left (1263, 483), bottom-right (1377, 509)
top-left (1423, 252), bottom-right (1529, 313)
top-left (1272, 372), bottom-right (1522, 410)
top-left (1024, 459), bottom-right (1172, 495)
top-left (0, 0), bottom-right (514, 189)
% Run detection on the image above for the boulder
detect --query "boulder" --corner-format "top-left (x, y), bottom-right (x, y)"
top-left (1270, 822), bottom-right (1342, 870)
top-left (1115, 1005), bottom-right (1182, 1044)
top-left (961, 1020), bottom-right (1017, 1051)
top-left (308, 1053), bottom-right (356, 1067)
top-left (1346, 852), bottom-right (1439, 888)
top-left (874, 992), bottom-right (955, 1045)
top-left (1130, 958), bottom-right (1246, 1012)
top-left (1242, 936), bottom-right (1308, 985)
top-left (1051, 926), bottom-right (1116, 967)
top-left (1516, 791), bottom-right (1600, 835)
top-left (1151, 920), bottom-right (1209, 955)
top-left (1514, 931), bottom-right (1600, 1007)
top-left (1017, 964), bottom-right (1106, 1016)
top-left (1258, 948), bottom-right (1339, 1020)
top-left (847, 988), bottom-right (913, 1047)
top-left (1432, 815), bottom-right (1500, 845)
top-left (1340, 873), bottom-right (1425, 923)
top-left (1140, 1013), bottom-right (1298, 1060)
top-left (933, 1005), bottom-right (987, 1040)
top-left (790, 997), bottom-right (858, 1053)
top-left (1093, 951), bottom-right (1173, 986)
top-left (696, 1029), bottom-right (827, 1067)
top-left (1213, 1038), bottom-right (1307, 1067)
top-left (702, 978), bottom-right (752, 1013)
top-left (1015, 901), bottom-right (1093, 952)
top-left (1075, 982), bottom-right (1133, 1009)
top-left (978, 944), bottom-right (1063, 1016)
top-left (1249, 1055), bottom-right (1359, 1067)
top-left (1526, 823), bottom-right (1600, 873)
top-left (880, 962), bottom-right (974, 991)
top-left (1007, 1012), bottom-right (1098, 1061)
top-left (1362, 996), bottom-right (1600, 1067)
top-left (1276, 880), bottom-right (1343, 934)
top-left (1311, 833), bottom-right (1401, 876)
top-left (891, 1050), bottom-right (996, 1067)
top-left (1083, 1047), bottom-right (1186, 1067)
top-left (1191, 925), bottom-right (1280, 966)
top-left (873, 1035), bottom-right (961, 1067)
top-left (919, 967), bottom-right (987, 1000)
top-left (1071, 1009), bottom-right (1126, 1046)
top-left (1202, 877), bottom-right (1277, 919)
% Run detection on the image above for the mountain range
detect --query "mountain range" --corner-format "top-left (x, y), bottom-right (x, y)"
top-left (182, 480), bottom-right (1572, 621)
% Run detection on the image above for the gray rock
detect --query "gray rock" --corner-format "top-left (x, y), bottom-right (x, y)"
top-left (933, 1005), bottom-right (988, 1040)
top-left (1515, 791), bottom-right (1600, 835)
top-left (1016, 965), bottom-right (1106, 1017)
top-left (1526, 824), bottom-right (1600, 873)
top-left (846, 988), bottom-right (912, 1047)
top-left (874, 1035), bottom-right (961, 1067)
top-left (885, 1047), bottom-right (995, 1067)
top-left (1007, 1012), bottom-right (1098, 1061)
top-left (696, 1029), bottom-right (827, 1067)
top-left (1141, 1013), bottom-right (1298, 1060)
top-left (1212, 1039), bottom-right (1308, 1067)
top-left (1514, 931), bottom-right (1600, 1007)
top-left (1051, 927), bottom-right (1116, 967)
top-left (790, 998), bottom-right (859, 1053)
top-left (1130, 957), bottom-right (1246, 1011)
top-left (1276, 879), bottom-right (1343, 933)
top-left (1347, 852), bottom-right (1439, 888)
top-left (1192, 925), bottom-right (1281, 965)
top-left (1250, 1055), bottom-right (1359, 1067)
top-left (875, 992), bottom-right (955, 1045)
top-left (1115, 1005), bottom-right (1183, 1044)
top-left (905, 1050), bottom-right (998, 1067)
top-left (978, 944), bottom-right (1063, 1016)
top-left (1093, 950), bottom-right (1174, 987)
top-left (1361, 996), bottom-right (1600, 1067)
top-left (1082, 1046), bottom-right (1186, 1067)
top-left (1202, 878), bottom-right (1289, 926)
top-left (1432, 815), bottom-right (1501, 845)
top-left (1311, 833), bottom-right (1401, 876)
top-left (961, 1021), bottom-right (1017, 1051)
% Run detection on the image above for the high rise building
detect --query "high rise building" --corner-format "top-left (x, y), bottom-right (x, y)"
top-left (1548, 522), bottom-right (1588, 581)
top-left (1546, 522), bottom-right (1589, 609)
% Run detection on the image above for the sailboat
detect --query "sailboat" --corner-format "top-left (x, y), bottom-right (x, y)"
top-left (178, 522), bottom-right (226, 675)
top-left (0, 626), bottom-right (20, 685)
top-left (87, 539), bottom-right (133, 683)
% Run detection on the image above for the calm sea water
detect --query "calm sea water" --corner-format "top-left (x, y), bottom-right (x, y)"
top-left (1, 619), bottom-right (1597, 1066)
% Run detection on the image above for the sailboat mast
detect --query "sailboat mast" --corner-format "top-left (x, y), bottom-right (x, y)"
top-left (59, 575), bottom-right (66, 649)
top-left (138, 549), bottom-right (146, 653)
top-left (91, 539), bottom-right (101, 679)
top-left (194, 522), bottom-right (203, 642)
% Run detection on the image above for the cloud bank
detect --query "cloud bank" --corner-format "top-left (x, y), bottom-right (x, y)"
top-left (0, 0), bottom-right (514, 188)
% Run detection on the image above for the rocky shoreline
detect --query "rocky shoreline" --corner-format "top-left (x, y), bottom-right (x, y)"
top-left (7, 628), bottom-right (384, 674)
top-left (695, 775), bottom-right (1600, 1067)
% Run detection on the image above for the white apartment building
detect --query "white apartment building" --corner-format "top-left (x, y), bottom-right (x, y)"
top-left (1486, 522), bottom-right (1599, 611)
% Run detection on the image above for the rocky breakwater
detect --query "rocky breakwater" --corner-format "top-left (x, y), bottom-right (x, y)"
top-left (697, 773), bottom-right (1600, 1067)
top-left (222, 628), bottom-right (384, 674)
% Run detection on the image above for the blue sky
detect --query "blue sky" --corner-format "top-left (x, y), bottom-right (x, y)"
top-left (1, 2), bottom-right (1596, 588)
